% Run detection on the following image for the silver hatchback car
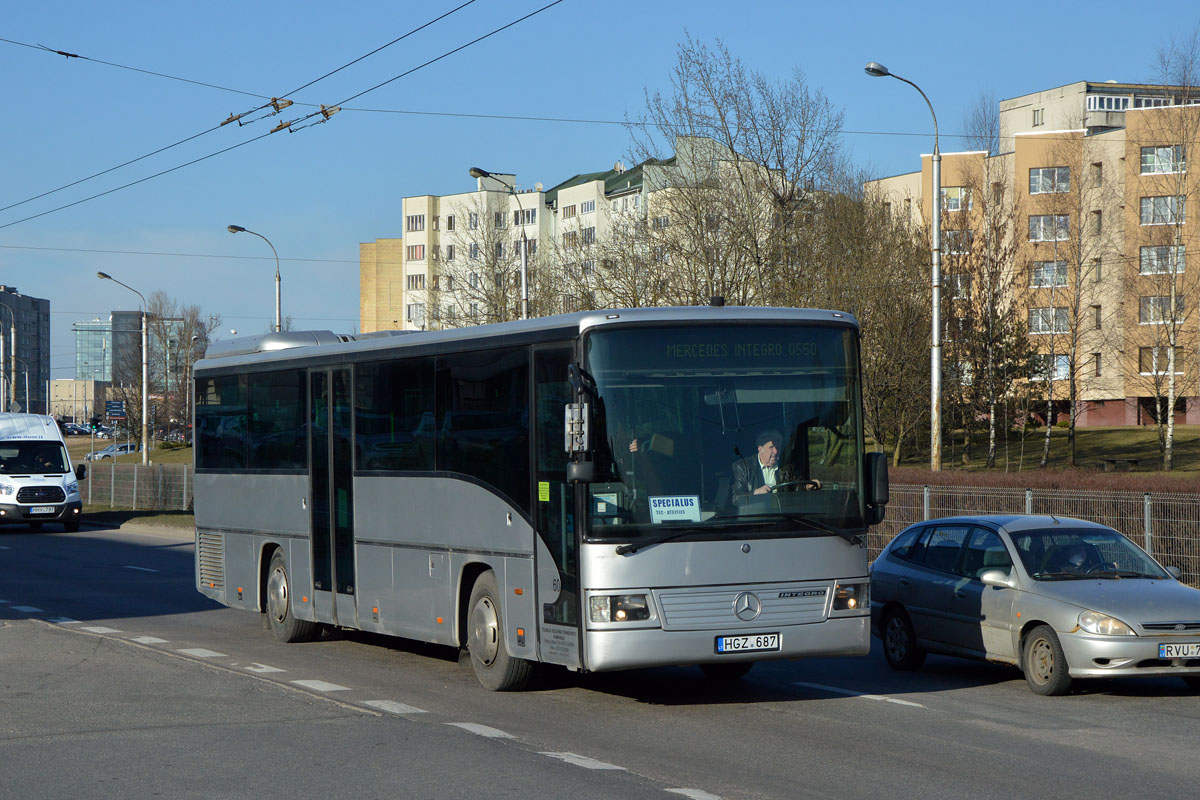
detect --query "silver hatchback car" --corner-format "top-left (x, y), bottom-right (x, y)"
top-left (871, 515), bottom-right (1200, 695)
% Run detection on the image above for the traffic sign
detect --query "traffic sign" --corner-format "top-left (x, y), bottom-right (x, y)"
top-left (106, 400), bottom-right (127, 419)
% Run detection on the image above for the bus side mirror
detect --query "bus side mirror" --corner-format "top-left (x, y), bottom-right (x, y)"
top-left (865, 452), bottom-right (888, 524)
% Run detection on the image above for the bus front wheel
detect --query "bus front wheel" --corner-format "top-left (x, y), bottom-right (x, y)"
top-left (266, 551), bottom-right (318, 644)
top-left (467, 571), bottom-right (533, 691)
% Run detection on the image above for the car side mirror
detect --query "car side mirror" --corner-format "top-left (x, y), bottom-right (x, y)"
top-left (1166, 566), bottom-right (1182, 580)
top-left (75, 463), bottom-right (87, 480)
top-left (979, 569), bottom-right (1016, 589)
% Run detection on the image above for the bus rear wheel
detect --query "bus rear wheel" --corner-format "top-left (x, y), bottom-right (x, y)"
top-left (266, 551), bottom-right (318, 644)
top-left (467, 570), bottom-right (532, 691)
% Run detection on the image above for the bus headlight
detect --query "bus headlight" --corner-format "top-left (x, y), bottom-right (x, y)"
top-left (832, 581), bottom-right (869, 613)
top-left (589, 594), bottom-right (651, 623)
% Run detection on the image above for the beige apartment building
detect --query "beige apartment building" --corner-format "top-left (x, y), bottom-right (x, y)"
top-left (868, 81), bottom-right (1200, 426)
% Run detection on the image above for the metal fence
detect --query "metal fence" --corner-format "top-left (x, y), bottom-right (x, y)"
top-left (873, 485), bottom-right (1200, 587)
top-left (79, 467), bottom-right (1200, 585)
top-left (82, 463), bottom-right (192, 512)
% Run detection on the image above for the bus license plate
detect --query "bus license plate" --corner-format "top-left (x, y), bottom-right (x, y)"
top-left (715, 633), bottom-right (780, 654)
top-left (1160, 642), bottom-right (1200, 658)
top-left (30, 506), bottom-right (55, 515)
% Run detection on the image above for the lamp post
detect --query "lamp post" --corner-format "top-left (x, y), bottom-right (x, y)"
top-left (227, 225), bottom-right (282, 332)
top-left (97, 272), bottom-right (149, 465)
top-left (865, 61), bottom-right (943, 472)
top-left (469, 167), bottom-right (529, 320)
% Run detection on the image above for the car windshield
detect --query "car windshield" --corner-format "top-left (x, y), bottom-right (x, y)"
top-left (1010, 528), bottom-right (1168, 580)
top-left (0, 442), bottom-right (71, 474)
top-left (582, 323), bottom-right (864, 543)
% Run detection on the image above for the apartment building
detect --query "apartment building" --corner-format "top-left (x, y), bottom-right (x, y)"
top-left (0, 285), bottom-right (51, 414)
top-left (868, 81), bottom-right (1200, 426)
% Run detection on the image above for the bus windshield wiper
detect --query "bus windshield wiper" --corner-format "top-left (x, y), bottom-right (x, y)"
top-left (614, 521), bottom-right (767, 555)
top-left (728, 513), bottom-right (860, 544)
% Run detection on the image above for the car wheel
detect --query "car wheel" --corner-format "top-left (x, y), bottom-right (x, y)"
top-left (882, 608), bottom-right (926, 671)
top-left (700, 661), bottom-right (755, 680)
top-left (265, 550), bottom-right (318, 643)
top-left (467, 570), bottom-right (533, 691)
top-left (1182, 676), bottom-right (1200, 691)
top-left (1023, 624), bottom-right (1073, 696)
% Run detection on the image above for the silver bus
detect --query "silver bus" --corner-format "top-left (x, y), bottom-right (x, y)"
top-left (194, 306), bottom-right (889, 690)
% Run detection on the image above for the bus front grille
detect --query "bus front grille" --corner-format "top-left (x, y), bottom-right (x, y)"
top-left (655, 582), bottom-right (831, 630)
top-left (197, 530), bottom-right (225, 589)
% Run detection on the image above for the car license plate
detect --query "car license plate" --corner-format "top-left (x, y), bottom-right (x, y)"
top-left (1160, 642), bottom-right (1200, 658)
top-left (715, 633), bottom-right (780, 654)
top-left (30, 506), bottom-right (55, 515)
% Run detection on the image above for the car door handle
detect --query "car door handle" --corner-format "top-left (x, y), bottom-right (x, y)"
top-left (899, 578), bottom-right (911, 587)
top-left (955, 590), bottom-right (967, 598)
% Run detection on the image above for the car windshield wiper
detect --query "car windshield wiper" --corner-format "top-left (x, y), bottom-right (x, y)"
top-left (613, 521), bottom-right (769, 555)
top-left (1033, 571), bottom-right (1092, 580)
top-left (1088, 569), bottom-right (1159, 579)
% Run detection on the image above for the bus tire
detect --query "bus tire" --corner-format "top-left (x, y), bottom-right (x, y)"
top-left (266, 550), bottom-right (318, 644)
top-left (700, 661), bottom-right (755, 680)
top-left (467, 570), bottom-right (532, 691)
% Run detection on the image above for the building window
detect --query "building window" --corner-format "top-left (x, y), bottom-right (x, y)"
top-left (446, 215), bottom-right (456, 231)
top-left (1094, 258), bottom-right (1103, 282)
top-left (581, 259), bottom-right (595, 275)
top-left (1140, 245), bottom-right (1185, 274)
top-left (562, 231), bottom-right (578, 248)
top-left (1093, 353), bottom-right (1102, 377)
top-left (406, 274), bottom-right (425, 291)
top-left (942, 187), bottom-right (972, 212)
top-left (1086, 95), bottom-right (1130, 111)
top-left (494, 212), bottom-right (507, 229)
top-left (514, 208), bottom-right (536, 226)
top-left (1030, 260), bottom-right (1068, 288)
top-left (405, 244), bottom-right (425, 261)
top-left (1029, 215), bottom-right (1069, 242)
top-left (405, 214), bottom-right (425, 232)
top-left (944, 230), bottom-right (973, 255)
top-left (468, 272), bottom-right (480, 289)
top-left (1029, 307), bottom-right (1069, 334)
top-left (445, 244), bottom-right (456, 262)
top-left (947, 274), bottom-right (972, 299)
top-left (1140, 295), bottom-right (1185, 324)
top-left (1032, 108), bottom-right (1044, 126)
top-left (433, 275), bottom-right (454, 291)
top-left (1092, 210), bottom-right (1102, 236)
top-left (580, 200), bottom-right (595, 214)
top-left (405, 302), bottom-right (425, 323)
top-left (653, 215), bottom-right (670, 229)
top-left (1032, 354), bottom-right (1069, 381)
top-left (562, 204), bottom-right (577, 219)
top-left (1092, 162), bottom-right (1103, 187)
top-left (581, 226), bottom-right (596, 245)
top-left (495, 241), bottom-right (505, 259)
top-left (469, 242), bottom-right (480, 260)
top-left (1092, 304), bottom-right (1102, 329)
top-left (1134, 95), bottom-right (1171, 108)
top-left (1140, 195), bottom-right (1186, 225)
top-left (1139, 346), bottom-right (1183, 374)
top-left (469, 302), bottom-right (480, 319)
top-left (1029, 166), bottom-right (1070, 194)
top-left (469, 213), bottom-right (480, 230)
top-left (654, 245), bottom-right (669, 264)
top-left (1141, 145), bottom-right (1186, 174)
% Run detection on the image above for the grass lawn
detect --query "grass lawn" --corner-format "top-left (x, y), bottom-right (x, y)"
top-left (66, 438), bottom-right (194, 466)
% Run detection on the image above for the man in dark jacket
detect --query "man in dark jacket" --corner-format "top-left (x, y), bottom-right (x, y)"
top-left (731, 428), bottom-right (820, 506)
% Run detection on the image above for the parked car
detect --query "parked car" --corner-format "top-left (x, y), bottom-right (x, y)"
top-left (85, 443), bottom-right (141, 461)
top-left (871, 514), bottom-right (1200, 695)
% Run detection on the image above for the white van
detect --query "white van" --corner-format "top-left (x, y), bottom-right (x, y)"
top-left (0, 413), bottom-right (86, 532)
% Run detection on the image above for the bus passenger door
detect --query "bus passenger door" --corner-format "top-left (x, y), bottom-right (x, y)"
top-left (533, 346), bottom-right (581, 669)
top-left (309, 367), bottom-right (357, 626)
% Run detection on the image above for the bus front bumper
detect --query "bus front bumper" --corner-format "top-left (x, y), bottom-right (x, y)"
top-left (583, 615), bottom-right (870, 672)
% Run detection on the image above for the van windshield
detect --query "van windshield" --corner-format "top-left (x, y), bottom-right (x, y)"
top-left (0, 442), bottom-right (71, 474)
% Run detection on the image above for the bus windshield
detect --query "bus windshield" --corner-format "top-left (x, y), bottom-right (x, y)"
top-left (583, 323), bottom-right (864, 542)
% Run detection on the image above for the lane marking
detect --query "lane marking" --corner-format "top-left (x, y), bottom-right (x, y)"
top-left (81, 625), bottom-right (122, 633)
top-left (245, 663), bottom-right (285, 674)
top-left (667, 790), bottom-right (724, 800)
top-left (13, 606), bottom-right (43, 613)
top-left (291, 680), bottom-right (351, 692)
top-left (177, 648), bottom-right (226, 658)
top-left (792, 681), bottom-right (926, 708)
top-left (130, 636), bottom-right (168, 644)
top-left (364, 700), bottom-right (427, 715)
top-left (49, 617), bottom-right (81, 624)
top-left (539, 752), bottom-right (625, 770)
top-left (124, 565), bottom-right (159, 573)
top-left (447, 722), bottom-right (514, 739)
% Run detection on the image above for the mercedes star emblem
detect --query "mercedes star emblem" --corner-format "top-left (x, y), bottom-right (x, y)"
top-left (733, 591), bottom-right (762, 621)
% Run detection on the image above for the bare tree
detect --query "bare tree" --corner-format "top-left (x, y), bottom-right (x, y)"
top-left (432, 194), bottom-right (525, 326)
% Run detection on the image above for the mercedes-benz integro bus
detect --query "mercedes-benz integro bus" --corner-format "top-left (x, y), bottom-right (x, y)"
top-left (194, 306), bottom-right (889, 690)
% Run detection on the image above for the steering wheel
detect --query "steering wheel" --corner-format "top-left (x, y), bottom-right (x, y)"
top-left (768, 478), bottom-right (821, 492)
top-left (1084, 561), bottom-right (1116, 575)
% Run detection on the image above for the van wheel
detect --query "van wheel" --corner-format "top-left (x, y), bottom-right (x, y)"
top-left (467, 570), bottom-right (533, 691)
top-left (63, 519), bottom-right (80, 533)
top-left (266, 551), bottom-right (318, 643)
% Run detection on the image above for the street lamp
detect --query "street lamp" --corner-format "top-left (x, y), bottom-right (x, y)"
top-left (97, 271), bottom-right (149, 465)
top-left (469, 166), bottom-right (529, 320)
top-left (227, 224), bottom-right (282, 332)
top-left (865, 61), bottom-right (943, 472)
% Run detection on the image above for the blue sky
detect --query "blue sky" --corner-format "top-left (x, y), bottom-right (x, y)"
top-left (2, 0), bottom-right (1195, 379)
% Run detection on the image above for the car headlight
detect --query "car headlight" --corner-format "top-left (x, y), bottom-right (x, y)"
top-left (589, 594), bottom-right (651, 623)
top-left (0, 482), bottom-right (13, 496)
top-left (832, 580), bottom-right (869, 613)
top-left (1078, 610), bottom-right (1135, 636)
top-left (66, 481), bottom-right (79, 495)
